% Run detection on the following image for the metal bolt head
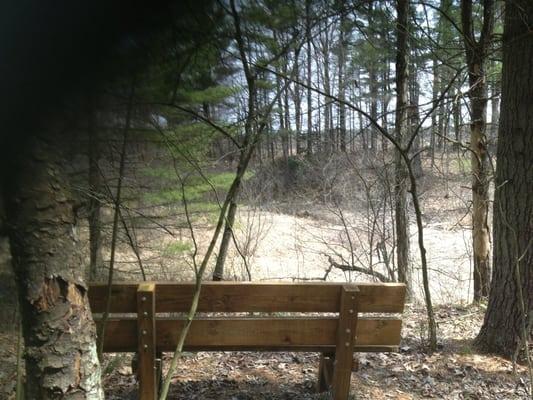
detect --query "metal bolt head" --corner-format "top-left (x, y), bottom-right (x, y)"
top-left (143, 311), bottom-right (148, 316)
top-left (349, 309), bottom-right (354, 314)
top-left (346, 328), bottom-right (351, 334)
top-left (141, 296), bottom-right (147, 302)
top-left (142, 330), bottom-right (147, 335)
top-left (351, 296), bottom-right (355, 300)
top-left (345, 342), bottom-right (350, 347)
top-left (143, 344), bottom-right (148, 349)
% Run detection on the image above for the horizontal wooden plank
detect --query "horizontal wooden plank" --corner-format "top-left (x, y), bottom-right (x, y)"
top-left (166, 345), bottom-right (398, 352)
top-left (89, 282), bottom-right (406, 314)
top-left (97, 317), bottom-right (402, 353)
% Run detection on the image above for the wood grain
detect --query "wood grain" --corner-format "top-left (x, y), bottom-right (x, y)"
top-left (332, 286), bottom-right (359, 400)
top-left (136, 283), bottom-right (156, 400)
top-left (89, 282), bottom-right (406, 313)
top-left (96, 316), bottom-right (402, 352)
top-left (317, 353), bottom-right (335, 392)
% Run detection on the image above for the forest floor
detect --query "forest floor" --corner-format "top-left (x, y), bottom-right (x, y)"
top-left (103, 304), bottom-right (531, 399)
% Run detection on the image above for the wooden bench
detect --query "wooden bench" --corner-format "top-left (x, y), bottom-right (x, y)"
top-left (89, 281), bottom-right (406, 400)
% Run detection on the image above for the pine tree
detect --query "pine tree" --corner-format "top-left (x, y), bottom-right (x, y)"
top-left (475, 0), bottom-right (533, 360)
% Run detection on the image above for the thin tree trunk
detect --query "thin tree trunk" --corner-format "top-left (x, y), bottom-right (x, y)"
top-left (369, 69), bottom-right (378, 155)
top-left (213, 197), bottom-right (238, 280)
top-left (159, 2), bottom-right (283, 395)
top-left (277, 68), bottom-right (289, 165)
top-left (306, 0), bottom-right (313, 156)
top-left (437, 82), bottom-right (445, 149)
top-left (431, 58), bottom-right (439, 164)
top-left (322, 23), bottom-right (333, 154)
top-left (366, 1), bottom-right (378, 156)
top-left (293, 48), bottom-right (303, 154)
top-left (214, 9), bottom-right (264, 281)
top-left (283, 59), bottom-right (291, 158)
top-left (394, 0), bottom-right (412, 295)
top-left (381, 64), bottom-right (390, 153)
top-left (461, 0), bottom-right (494, 302)
top-left (409, 56), bottom-right (423, 178)
top-left (337, 1), bottom-right (347, 153)
top-left (453, 84), bottom-right (462, 146)
top-left (490, 75), bottom-right (500, 145)
top-left (97, 80), bottom-right (135, 359)
top-left (315, 54), bottom-right (322, 153)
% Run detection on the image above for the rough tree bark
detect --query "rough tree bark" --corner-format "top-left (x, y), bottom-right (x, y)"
top-left (475, 0), bottom-right (533, 359)
top-left (461, 0), bottom-right (494, 302)
top-left (4, 132), bottom-right (103, 399)
top-left (394, 0), bottom-right (412, 295)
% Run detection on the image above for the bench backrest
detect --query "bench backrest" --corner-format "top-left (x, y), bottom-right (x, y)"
top-left (89, 282), bottom-right (406, 353)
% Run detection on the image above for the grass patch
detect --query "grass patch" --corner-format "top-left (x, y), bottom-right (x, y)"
top-left (162, 241), bottom-right (193, 256)
top-left (449, 156), bottom-right (472, 174)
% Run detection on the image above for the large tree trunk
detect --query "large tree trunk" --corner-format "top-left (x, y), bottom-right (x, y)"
top-left (4, 132), bottom-right (103, 399)
top-left (475, 0), bottom-right (533, 358)
top-left (394, 0), bottom-right (411, 294)
top-left (461, 0), bottom-right (494, 302)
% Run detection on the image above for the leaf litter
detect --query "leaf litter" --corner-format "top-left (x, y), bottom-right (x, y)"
top-left (98, 304), bottom-right (530, 399)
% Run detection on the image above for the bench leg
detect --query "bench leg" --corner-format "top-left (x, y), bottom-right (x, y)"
top-left (317, 352), bottom-right (334, 392)
top-left (331, 286), bottom-right (359, 400)
top-left (331, 355), bottom-right (352, 400)
top-left (156, 351), bottom-right (163, 396)
top-left (137, 283), bottom-right (157, 400)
